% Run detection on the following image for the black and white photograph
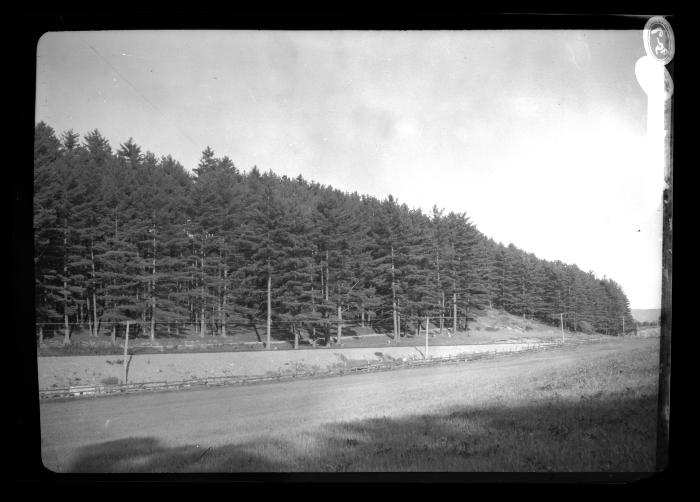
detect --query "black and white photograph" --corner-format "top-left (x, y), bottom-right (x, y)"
top-left (25, 14), bottom-right (673, 478)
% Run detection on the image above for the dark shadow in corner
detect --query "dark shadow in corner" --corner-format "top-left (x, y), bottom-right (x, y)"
top-left (68, 436), bottom-right (288, 473)
top-left (65, 390), bottom-right (658, 477)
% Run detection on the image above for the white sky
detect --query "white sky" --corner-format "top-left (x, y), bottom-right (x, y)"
top-left (35, 30), bottom-right (664, 309)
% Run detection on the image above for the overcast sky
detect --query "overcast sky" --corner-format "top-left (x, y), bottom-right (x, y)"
top-left (35, 30), bottom-right (664, 309)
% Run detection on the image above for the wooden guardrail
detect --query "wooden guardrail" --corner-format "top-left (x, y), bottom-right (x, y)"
top-left (38, 340), bottom-right (577, 400)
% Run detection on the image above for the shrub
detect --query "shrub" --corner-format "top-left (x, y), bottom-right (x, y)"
top-left (101, 376), bottom-right (120, 386)
top-left (577, 320), bottom-right (595, 334)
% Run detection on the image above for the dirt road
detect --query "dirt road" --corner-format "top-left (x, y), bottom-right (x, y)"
top-left (40, 337), bottom-right (658, 472)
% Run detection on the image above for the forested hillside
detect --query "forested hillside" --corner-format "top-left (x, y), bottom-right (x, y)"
top-left (33, 122), bottom-right (635, 346)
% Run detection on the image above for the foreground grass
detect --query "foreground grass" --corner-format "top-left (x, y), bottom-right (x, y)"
top-left (67, 340), bottom-right (659, 473)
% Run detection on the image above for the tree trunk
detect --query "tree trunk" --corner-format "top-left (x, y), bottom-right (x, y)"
top-left (151, 223), bottom-right (156, 340)
top-left (221, 261), bottom-right (227, 337)
top-left (86, 298), bottom-right (93, 339)
top-left (325, 250), bottom-right (330, 302)
top-left (93, 293), bottom-right (99, 337)
top-left (138, 286), bottom-right (146, 333)
top-left (425, 316), bottom-right (430, 359)
top-left (361, 308), bottom-right (365, 328)
top-left (123, 321), bottom-right (130, 384)
top-left (453, 291), bottom-right (457, 334)
top-left (465, 298), bottom-right (469, 333)
top-left (391, 245), bottom-right (398, 342)
top-left (294, 324), bottom-right (299, 350)
top-left (38, 326), bottom-right (44, 346)
top-left (111, 323), bottom-right (116, 346)
top-left (337, 304), bottom-right (342, 344)
top-left (266, 270), bottom-right (271, 350)
top-left (211, 301), bottom-right (217, 337)
top-left (440, 292), bottom-right (445, 335)
top-left (63, 308), bottom-right (70, 345)
top-left (200, 234), bottom-right (205, 338)
top-left (90, 241), bottom-right (97, 337)
top-left (63, 223), bottom-right (70, 346)
top-left (437, 252), bottom-right (443, 336)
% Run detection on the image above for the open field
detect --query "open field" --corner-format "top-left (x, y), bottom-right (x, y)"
top-left (40, 336), bottom-right (660, 473)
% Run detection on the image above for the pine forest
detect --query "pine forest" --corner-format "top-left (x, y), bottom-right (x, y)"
top-left (33, 122), bottom-right (636, 347)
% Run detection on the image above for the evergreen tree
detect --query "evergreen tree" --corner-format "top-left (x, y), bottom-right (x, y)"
top-left (33, 121), bottom-right (639, 344)
top-left (33, 123), bottom-right (63, 342)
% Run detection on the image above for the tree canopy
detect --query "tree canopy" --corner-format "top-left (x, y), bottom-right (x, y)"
top-left (33, 122), bottom-right (636, 344)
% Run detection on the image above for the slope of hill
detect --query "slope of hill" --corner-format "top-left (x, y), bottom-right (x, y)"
top-left (632, 309), bottom-right (661, 323)
top-left (38, 307), bottom-right (591, 357)
top-left (34, 122), bottom-right (637, 347)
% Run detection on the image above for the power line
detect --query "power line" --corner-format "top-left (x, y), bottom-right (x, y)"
top-left (87, 44), bottom-right (201, 152)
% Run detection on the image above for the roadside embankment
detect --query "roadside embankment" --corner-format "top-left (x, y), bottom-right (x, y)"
top-left (37, 340), bottom-right (560, 390)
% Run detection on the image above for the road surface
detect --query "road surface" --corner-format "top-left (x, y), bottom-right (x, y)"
top-left (39, 337), bottom-right (657, 472)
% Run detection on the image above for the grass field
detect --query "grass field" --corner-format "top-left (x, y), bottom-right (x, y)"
top-left (42, 337), bottom-right (660, 473)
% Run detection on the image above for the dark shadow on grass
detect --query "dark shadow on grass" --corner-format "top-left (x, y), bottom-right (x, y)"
top-left (66, 390), bottom-right (658, 474)
top-left (67, 436), bottom-right (288, 473)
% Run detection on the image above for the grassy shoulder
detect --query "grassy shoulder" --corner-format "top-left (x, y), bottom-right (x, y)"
top-left (64, 338), bottom-right (659, 473)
